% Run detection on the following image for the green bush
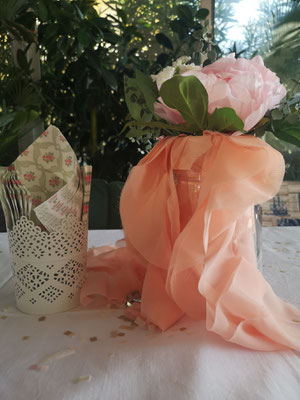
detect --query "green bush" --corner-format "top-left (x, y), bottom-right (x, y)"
top-left (0, 0), bottom-right (214, 179)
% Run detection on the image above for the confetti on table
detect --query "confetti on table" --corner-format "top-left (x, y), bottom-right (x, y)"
top-left (38, 316), bottom-right (46, 322)
top-left (1, 316), bottom-right (7, 319)
top-left (110, 330), bottom-right (125, 338)
top-left (29, 364), bottom-right (49, 372)
top-left (22, 336), bottom-right (30, 340)
top-left (118, 315), bottom-right (133, 322)
top-left (118, 324), bottom-right (136, 331)
top-left (64, 330), bottom-right (75, 336)
top-left (40, 348), bottom-right (76, 364)
top-left (89, 336), bottom-right (98, 342)
top-left (72, 375), bottom-right (92, 384)
top-left (132, 316), bottom-right (144, 327)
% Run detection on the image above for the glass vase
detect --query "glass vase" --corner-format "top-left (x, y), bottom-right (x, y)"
top-left (173, 169), bottom-right (262, 268)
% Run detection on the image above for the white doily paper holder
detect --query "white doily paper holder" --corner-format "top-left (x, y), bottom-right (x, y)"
top-left (8, 215), bottom-right (88, 315)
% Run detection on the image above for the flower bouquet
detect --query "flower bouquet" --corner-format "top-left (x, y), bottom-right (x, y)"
top-left (81, 55), bottom-right (300, 352)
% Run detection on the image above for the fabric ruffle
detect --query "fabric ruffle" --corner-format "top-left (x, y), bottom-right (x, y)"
top-left (81, 132), bottom-right (300, 351)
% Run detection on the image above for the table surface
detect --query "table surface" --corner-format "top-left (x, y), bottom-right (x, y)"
top-left (0, 228), bottom-right (300, 400)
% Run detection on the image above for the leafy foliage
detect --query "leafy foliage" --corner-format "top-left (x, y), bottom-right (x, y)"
top-left (160, 75), bottom-right (208, 130)
top-left (207, 107), bottom-right (244, 132)
top-left (0, 0), bottom-right (41, 166)
top-left (264, 5), bottom-right (300, 89)
top-left (1, 0), bottom-right (299, 181)
top-left (111, 0), bottom-right (218, 71)
top-left (0, 0), bottom-right (216, 180)
top-left (249, 91), bottom-right (300, 160)
top-left (123, 72), bottom-right (245, 138)
top-left (214, 0), bottom-right (300, 161)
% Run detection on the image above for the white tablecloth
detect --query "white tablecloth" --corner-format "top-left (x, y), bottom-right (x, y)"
top-left (0, 228), bottom-right (299, 400)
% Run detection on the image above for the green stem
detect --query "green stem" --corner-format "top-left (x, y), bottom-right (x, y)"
top-left (122, 120), bottom-right (199, 134)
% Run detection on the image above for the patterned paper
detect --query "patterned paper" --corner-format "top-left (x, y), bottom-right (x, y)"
top-left (81, 165), bottom-right (92, 224)
top-left (13, 126), bottom-right (77, 208)
top-left (34, 165), bottom-right (83, 232)
top-left (0, 125), bottom-right (92, 231)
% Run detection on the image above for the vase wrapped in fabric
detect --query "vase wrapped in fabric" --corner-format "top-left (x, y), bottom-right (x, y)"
top-left (81, 55), bottom-right (300, 352)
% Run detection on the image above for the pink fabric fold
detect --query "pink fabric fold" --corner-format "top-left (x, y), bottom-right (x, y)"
top-left (81, 132), bottom-right (300, 351)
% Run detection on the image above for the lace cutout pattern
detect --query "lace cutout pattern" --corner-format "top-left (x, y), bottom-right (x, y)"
top-left (8, 215), bottom-right (87, 314)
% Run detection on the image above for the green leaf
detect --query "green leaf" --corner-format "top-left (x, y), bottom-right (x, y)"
top-left (14, 86), bottom-right (38, 108)
top-left (271, 109), bottom-right (283, 120)
top-left (208, 50), bottom-right (217, 62)
top-left (10, 109), bottom-right (39, 132)
top-left (116, 8), bottom-right (127, 24)
top-left (27, 109), bottom-right (40, 122)
top-left (135, 70), bottom-right (158, 113)
top-left (0, 131), bottom-right (19, 165)
top-left (0, 112), bottom-right (16, 129)
top-left (125, 126), bottom-right (145, 139)
top-left (176, 5), bottom-right (194, 25)
top-left (11, 110), bottom-right (26, 131)
top-left (155, 33), bottom-right (173, 50)
top-left (157, 53), bottom-right (169, 67)
top-left (7, 77), bottom-right (40, 109)
top-left (170, 19), bottom-right (187, 39)
top-left (38, 0), bottom-right (48, 22)
top-left (203, 59), bottom-right (212, 67)
top-left (73, 3), bottom-right (84, 20)
top-left (207, 108), bottom-right (244, 132)
top-left (159, 75), bottom-right (208, 130)
top-left (0, 0), bottom-right (26, 20)
top-left (77, 28), bottom-right (91, 47)
top-left (124, 77), bottom-right (152, 122)
top-left (103, 31), bottom-right (121, 44)
top-left (272, 119), bottom-right (300, 147)
top-left (102, 69), bottom-right (118, 91)
top-left (44, 23), bottom-right (59, 40)
top-left (196, 8), bottom-right (209, 20)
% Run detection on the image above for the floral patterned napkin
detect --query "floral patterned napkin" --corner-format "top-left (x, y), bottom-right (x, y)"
top-left (0, 125), bottom-right (92, 231)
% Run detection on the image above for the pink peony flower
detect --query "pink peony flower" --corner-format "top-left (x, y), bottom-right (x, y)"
top-left (153, 55), bottom-right (286, 131)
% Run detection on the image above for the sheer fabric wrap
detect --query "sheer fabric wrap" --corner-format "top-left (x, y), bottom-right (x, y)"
top-left (81, 131), bottom-right (300, 351)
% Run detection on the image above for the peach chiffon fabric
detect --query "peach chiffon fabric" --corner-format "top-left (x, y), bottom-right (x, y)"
top-left (81, 131), bottom-right (300, 351)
